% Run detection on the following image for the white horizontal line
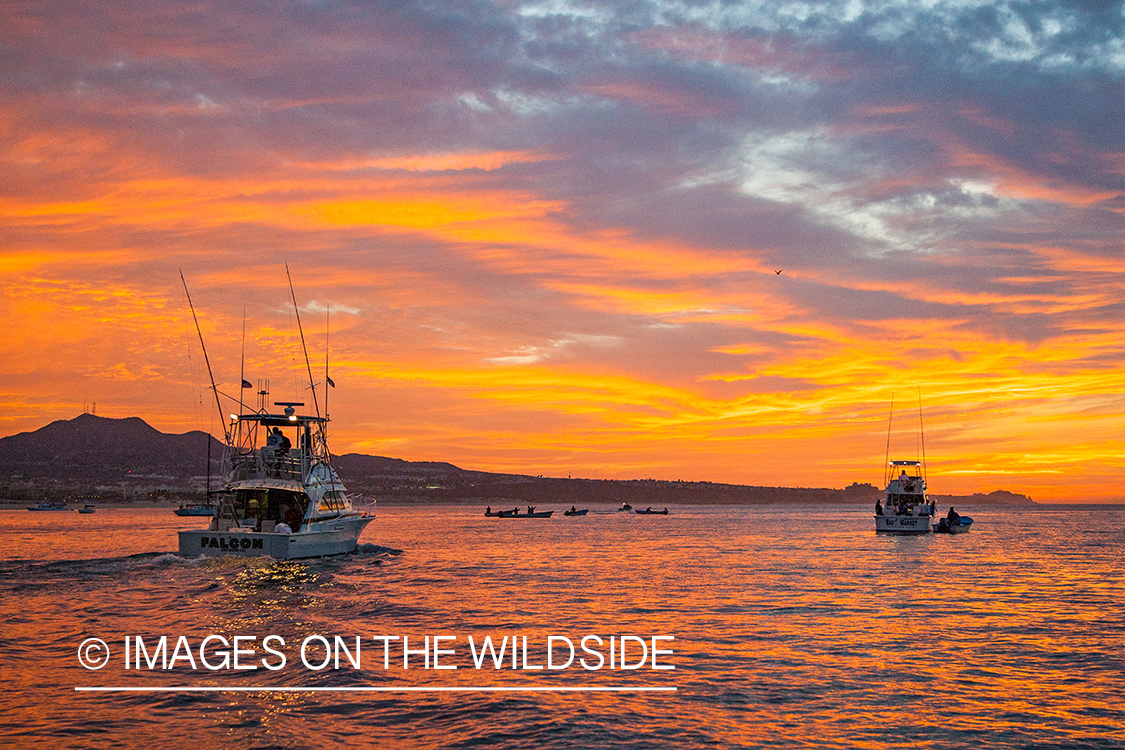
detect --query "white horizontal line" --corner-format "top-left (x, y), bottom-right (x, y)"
top-left (75, 686), bottom-right (676, 693)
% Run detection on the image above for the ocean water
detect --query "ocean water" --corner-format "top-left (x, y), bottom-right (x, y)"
top-left (1, 503), bottom-right (1123, 749)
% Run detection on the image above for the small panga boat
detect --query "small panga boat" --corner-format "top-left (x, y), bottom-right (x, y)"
top-left (933, 516), bottom-right (973, 534)
top-left (27, 501), bottom-right (68, 511)
top-left (486, 508), bottom-right (553, 518)
top-left (174, 503), bottom-right (218, 517)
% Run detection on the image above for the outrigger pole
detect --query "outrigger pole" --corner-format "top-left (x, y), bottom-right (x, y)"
top-left (285, 263), bottom-right (321, 420)
top-left (883, 395), bottom-right (894, 486)
top-left (918, 387), bottom-right (927, 483)
top-left (180, 270), bottom-right (231, 444)
top-left (239, 308), bottom-right (247, 417)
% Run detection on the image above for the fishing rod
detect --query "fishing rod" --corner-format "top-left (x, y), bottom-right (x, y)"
top-left (918, 387), bottom-right (927, 483)
top-left (883, 395), bottom-right (894, 487)
top-left (239, 307), bottom-right (246, 417)
top-left (285, 263), bottom-right (321, 420)
top-left (180, 270), bottom-right (230, 444)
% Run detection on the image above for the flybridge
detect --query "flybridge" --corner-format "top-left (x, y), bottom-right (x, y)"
top-left (231, 407), bottom-right (328, 427)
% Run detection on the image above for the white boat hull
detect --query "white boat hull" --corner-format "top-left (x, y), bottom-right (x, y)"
top-left (875, 514), bottom-right (932, 533)
top-left (178, 516), bottom-right (374, 560)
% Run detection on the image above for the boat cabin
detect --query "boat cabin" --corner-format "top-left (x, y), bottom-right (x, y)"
top-left (208, 402), bottom-right (350, 532)
top-left (883, 460), bottom-right (929, 514)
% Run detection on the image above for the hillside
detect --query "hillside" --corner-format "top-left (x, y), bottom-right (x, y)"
top-left (0, 414), bottom-right (1036, 505)
top-left (0, 413), bottom-right (222, 482)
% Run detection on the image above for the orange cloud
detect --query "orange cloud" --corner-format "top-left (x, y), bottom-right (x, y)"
top-left (299, 150), bottom-right (556, 172)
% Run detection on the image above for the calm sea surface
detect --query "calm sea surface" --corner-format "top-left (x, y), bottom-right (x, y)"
top-left (1, 503), bottom-right (1123, 749)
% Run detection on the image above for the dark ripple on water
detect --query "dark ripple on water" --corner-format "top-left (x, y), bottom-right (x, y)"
top-left (2, 504), bottom-right (1124, 748)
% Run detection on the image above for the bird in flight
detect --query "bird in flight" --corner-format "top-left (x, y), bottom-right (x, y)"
top-left (774, 269), bottom-right (783, 275)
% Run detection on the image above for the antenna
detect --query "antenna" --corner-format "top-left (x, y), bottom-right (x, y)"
top-left (918, 387), bottom-right (927, 483)
top-left (238, 307), bottom-right (246, 417)
top-left (883, 395), bottom-right (894, 486)
top-left (285, 263), bottom-right (321, 420)
top-left (180, 270), bottom-right (230, 443)
top-left (324, 304), bottom-right (330, 419)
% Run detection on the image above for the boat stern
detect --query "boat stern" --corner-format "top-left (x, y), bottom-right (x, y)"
top-left (178, 514), bottom-right (373, 560)
top-left (875, 514), bottom-right (932, 533)
top-left (178, 529), bottom-right (291, 558)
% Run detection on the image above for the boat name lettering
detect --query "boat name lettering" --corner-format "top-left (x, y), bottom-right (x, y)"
top-left (200, 536), bottom-right (265, 550)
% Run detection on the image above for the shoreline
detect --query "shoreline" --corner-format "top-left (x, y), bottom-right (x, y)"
top-left (7, 499), bottom-right (1114, 511)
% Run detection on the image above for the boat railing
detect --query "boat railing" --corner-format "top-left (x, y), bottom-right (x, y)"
top-left (229, 450), bottom-right (308, 482)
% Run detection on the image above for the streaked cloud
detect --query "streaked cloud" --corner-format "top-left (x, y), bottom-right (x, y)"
top-left (2, 0), bottom-right (1124, 500)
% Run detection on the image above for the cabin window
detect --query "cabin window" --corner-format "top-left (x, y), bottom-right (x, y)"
top-left (234, 488), bottom-right (307, 524)
top-left (319, 490), bottom-right (345, 512)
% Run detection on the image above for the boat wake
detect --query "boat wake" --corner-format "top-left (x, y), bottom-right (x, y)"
top-left (355, 543), bottom-right (402, 556)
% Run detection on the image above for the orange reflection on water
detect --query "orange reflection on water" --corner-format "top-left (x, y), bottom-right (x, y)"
top-left (3, 505), bottom-right (1124, 746)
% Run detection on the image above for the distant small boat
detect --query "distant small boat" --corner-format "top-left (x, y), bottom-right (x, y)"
top-left (933, 516), bottom-right (973, 534)
top-left (563, 508), bottom-right (588, 516)
top-left (77, 504), bottom-right (96, 514)
top-left (174, 503), bottom-right (218, 517)
top-left (27, 501), bottom-right (67, 511)
top-left (617, 503), bottom-right (633, 512)
top-left (485, 507), bottom-right (553, 518)
top-left (635, 508), bottom-right (668, 515)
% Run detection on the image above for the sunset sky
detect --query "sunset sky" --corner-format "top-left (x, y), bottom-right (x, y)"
top-left (3, 1), bottom-right (1124, 501)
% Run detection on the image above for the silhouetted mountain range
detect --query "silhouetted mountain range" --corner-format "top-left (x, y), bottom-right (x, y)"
top-left (0, 414), bottom-right (1035, 505)
top-left (0, 413), bottom-right (222, 482)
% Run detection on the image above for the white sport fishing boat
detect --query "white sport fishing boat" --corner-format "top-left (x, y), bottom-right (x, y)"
top-left (875, 460), bottom-right (933, 533)
top-left (176, 269), bottom-right (374, 560)
top-left (178, 404), bottom-right (373, 559)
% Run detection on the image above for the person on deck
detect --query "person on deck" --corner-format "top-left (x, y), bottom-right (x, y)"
top-left (875, 499), bottom-right (884, 516)
top-left (284, 506), bottom-right (303, 532)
